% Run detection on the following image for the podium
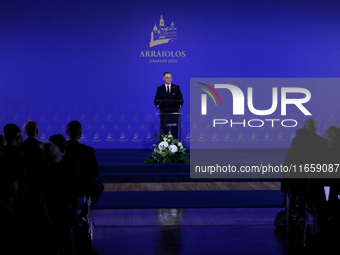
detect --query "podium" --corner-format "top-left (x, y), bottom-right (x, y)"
top-left (155, 99), bottom-right (183, 141)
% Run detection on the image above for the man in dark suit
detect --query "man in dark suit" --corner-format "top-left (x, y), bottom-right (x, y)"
top-left (278, 118), bottom-right (328, 229)
top-left (19, 121), bottom-right (41, 148)
top-left (0, 124), bottom-right (24, 178)
top-left (1, 124), bottom-right (23, 152)
top-left (154, 72), bottom-right (184, 139)
top-left (282, 118), bottom-right (328, 192)
top-left (304, 118), bottom-right (328, 150)
top-left (17, 121), bottom-right (42, 155)
top-left (17, 121), bottom-right (43, 179)
top-left (63, 120), bottom-right (103, 220)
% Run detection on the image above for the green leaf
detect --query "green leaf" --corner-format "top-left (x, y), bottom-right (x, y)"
top-left (144, 156), bottom-right (155, 163)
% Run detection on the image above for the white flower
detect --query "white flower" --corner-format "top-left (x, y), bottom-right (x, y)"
top-left (158, 141), bottom-right (169, 151)
top-left (163, 137), bottom-right (167, 141)
top-left (177, 142), bottom-right (183, 149)
top-left (169, 144), bottom-right (178, 153)
top-left (168, 134), bottom-right (173, 138)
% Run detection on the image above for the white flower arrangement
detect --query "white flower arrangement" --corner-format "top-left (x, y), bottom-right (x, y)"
top-left (145, 133), bottom-right (189, 164)
top-left (158, 141), bottom-right (169, 151)
top-left (169, 144), bottom-right (178, 153)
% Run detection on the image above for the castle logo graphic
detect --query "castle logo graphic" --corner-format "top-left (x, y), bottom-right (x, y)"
top-left (150, 15), bottom-right (177, 47)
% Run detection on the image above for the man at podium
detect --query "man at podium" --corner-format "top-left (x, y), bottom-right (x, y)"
top-left (154, 72), bottom-right (183, 139)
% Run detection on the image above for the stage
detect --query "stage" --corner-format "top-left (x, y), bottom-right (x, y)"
top-left (95, 148), bottom-right (287, 183)
top-left (89, 149), bottom-right (287, 209)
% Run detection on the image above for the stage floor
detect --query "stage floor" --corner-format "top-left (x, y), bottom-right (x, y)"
top-left (92, 207), bottom-right (339, 255)
top-left (94, 148), bottom-right (288, 183)
top-left (102, 181), bottom-right (281, 192)
top-left (89, 151), bottom-right (335, 253)
top-left (90, 149), bottom-right (287, 209)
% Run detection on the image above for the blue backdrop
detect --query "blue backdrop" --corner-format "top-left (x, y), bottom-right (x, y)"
top-left (1, 0), bottom-right (340, 148)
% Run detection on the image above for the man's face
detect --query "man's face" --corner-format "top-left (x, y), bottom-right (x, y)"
top-left (163, 73), bottom-right (172, 85)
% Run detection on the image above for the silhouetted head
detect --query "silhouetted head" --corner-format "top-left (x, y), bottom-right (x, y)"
top-left (66, 120), bottom-right (81, 140)
top-left (23, 121), bottom-right (39, 138)
top-left (3, 124), bottom-right (22, 145)
top-left (325, 126), bottom-right (340, 148)
top-left (49, 134), bottom-right (67, 154)
top-left (304, 118), bottom-right (317, 133)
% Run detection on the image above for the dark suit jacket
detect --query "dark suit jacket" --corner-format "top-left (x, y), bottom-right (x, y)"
top-left (64, 139), bottom-right (100, 178)
top-left (0, 144), bottom-right (24, 179)
top-left (154, 84), bottom-right (184, 113)
top-left (17, 137), bottom-right (42, 160)
top-left (17, 137), bottom-right (43, 179)
top-left (17, 137), bottom-right (42, 150)
top-left (281, 132), bottom-right (328, 193)
top-left (283, 133), bottom-right (328, 166)
top-left (63, 139), bottom-right (100, 197)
